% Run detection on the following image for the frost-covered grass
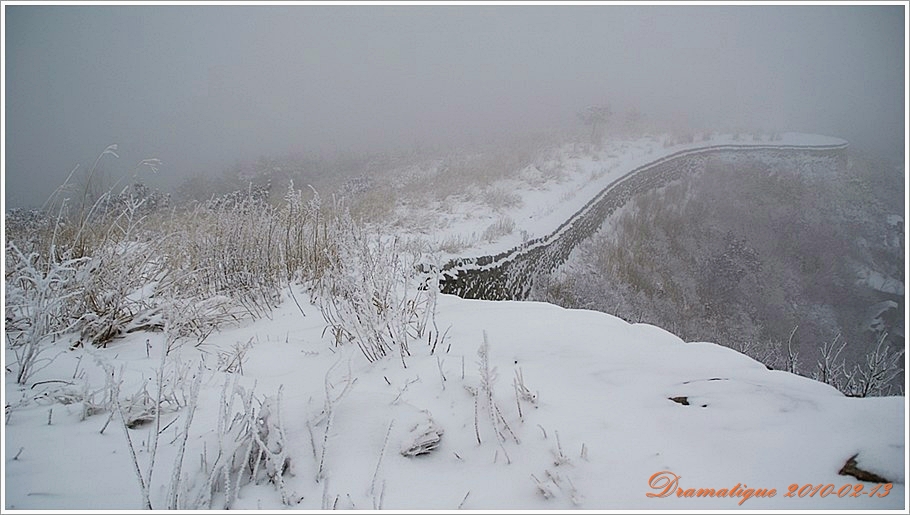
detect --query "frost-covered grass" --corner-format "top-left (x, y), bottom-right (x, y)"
top-left (5, 173), bottom-right (357, 384)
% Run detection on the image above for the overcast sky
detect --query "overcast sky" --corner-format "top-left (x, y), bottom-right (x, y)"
top-left (4, 3), bottom-right (905, 209)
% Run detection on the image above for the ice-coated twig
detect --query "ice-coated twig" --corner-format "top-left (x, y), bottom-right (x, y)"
top-left (531, 473), bottom-right (554, 499)
top-left (391, 376), bottom-right (419, 405)
top-left (318, 357), bottom-right (355, 481)
top-left (165, 361), bottom-right (204, 509)
top-left (553, 430), bottom-right (570, 466)
top-left (436, 355), bottom-right (447, 390)
top-left (458, 491), bottom-right (470, 509)
top-left (111, 365), bottom-right (152, 509)
top-left (371, 420), bottom-right (394, 497)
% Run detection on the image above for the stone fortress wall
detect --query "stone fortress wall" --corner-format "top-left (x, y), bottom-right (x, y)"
top-left (438, 141), bottom-right (848, 300)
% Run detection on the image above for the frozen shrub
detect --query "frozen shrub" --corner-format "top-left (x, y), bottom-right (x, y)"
top-left (482, 217), bottom-right (516, 243)
top-left (316, 205), bottom-right (434, 365)
top-left (5, 243), bottom-right (88, 384)
top-left (183, 380), bottom-right (293, 509)
top-left (438, 233), bottom-right (474, 254)
top-left (843, 332), bottom-right (904, 397)
top-left (481, 187), bottom-right (523, 211)
top-left (76, 240), bottom-right (165, 347)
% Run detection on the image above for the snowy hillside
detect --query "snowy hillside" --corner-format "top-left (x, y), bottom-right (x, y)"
top-left (3, 131), bottom-right (903, 512)
top-left (381, 132), bottom-right (847, 263)
top-left (3, 289), bottom-right (904, 510)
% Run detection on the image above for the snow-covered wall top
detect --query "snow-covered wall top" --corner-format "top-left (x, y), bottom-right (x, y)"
top-left (437, 134), bottom-right (848, 300)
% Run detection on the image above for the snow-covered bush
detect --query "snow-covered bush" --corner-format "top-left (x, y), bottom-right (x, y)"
top-left (438, 233), bottom-right (475, 254)
top-left (842, 332), bottom-right (904, 397)
top-left (465, 331), bottom-right (520, 451)
top-left (5, 147), bottom-right (182, 361)
top-left (76, 240), bottom-right (166, 347)
top-left (481, 216), bottom-right (516, 243)
top-left (811, 332), bottom-right (903, 397)
top-left (186, 379), bottom-right (293, 509)
top-left (813, 333), bottom-right (849, 390)
top-left (481, 186), bottom-right (523, 211)
top-left (316, 204), bottom-right (435, 365)
top-left (5, 243), bottom-right (88, 384)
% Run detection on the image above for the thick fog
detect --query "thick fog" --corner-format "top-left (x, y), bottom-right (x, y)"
top-left (4, 4), bottom-right (905, 209)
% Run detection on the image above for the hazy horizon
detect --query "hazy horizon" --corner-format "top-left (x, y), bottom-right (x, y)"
top-left (4, 3), bottom-right (906, 209)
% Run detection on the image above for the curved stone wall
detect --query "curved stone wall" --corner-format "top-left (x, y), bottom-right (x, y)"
top-left (438, 142), bottom-right (848, 300)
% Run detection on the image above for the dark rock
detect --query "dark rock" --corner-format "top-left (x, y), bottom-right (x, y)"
top-left (838, 454), bottom-right (891, 483)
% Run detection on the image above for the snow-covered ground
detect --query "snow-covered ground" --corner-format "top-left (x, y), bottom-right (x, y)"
top-left (3, 289), bottom-right (903, 510)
